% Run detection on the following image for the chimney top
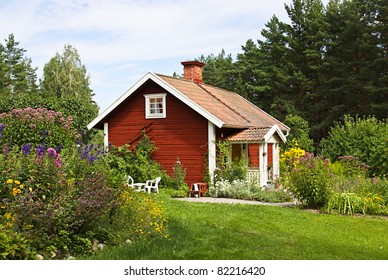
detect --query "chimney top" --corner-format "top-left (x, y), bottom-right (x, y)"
top-left (181, 60), bottom-right (205, 84)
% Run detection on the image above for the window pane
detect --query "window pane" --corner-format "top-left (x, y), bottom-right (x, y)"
top-left (146, 94), bottom-right (166, 118)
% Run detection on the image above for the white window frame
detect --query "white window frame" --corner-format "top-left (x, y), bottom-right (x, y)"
top-left (144, 93), bottom-right (167, 119)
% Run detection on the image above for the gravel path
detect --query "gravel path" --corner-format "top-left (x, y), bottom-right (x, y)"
top-left (175, 197), bottom-right (297, 207)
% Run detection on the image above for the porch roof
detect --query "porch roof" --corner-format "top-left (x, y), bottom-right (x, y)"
top-left (225, 125), bottom-right (287, 143)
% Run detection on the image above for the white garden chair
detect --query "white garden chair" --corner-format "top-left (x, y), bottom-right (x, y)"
top-left (126, 175), bottom-right (145, 192)
top-left (144, 177), bottom-right (161, 193)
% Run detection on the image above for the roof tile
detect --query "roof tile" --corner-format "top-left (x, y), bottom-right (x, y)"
top-left (157, 74), bottom-right (289, 131)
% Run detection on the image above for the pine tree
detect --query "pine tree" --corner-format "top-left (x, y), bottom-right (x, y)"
top-left (0, 34), bottom-right (38, 97)
top-left (198, 49), bottom-right (236, 92)
top-left (323, 0), bottom-right (386, 129)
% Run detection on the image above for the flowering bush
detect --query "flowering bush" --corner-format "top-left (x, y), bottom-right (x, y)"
top-left (115, 188), bottom-right (169, 241)
top-left (284, 153), bottom-right (333, 208)
top-left (209, 179), bottom-right (293, 203)
top-left (0, 108), bottom-right (78, 149)
top-left (0, 140), bottom-right (171, 259)
top-left (280, 140), bottom-right (306, 172)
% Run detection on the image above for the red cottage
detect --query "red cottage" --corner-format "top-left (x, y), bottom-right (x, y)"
top-left (87, 61), bottom-right (290, 187)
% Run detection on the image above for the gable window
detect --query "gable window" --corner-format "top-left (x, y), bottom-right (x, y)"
top-left (144, 93), bottom-right (167, 119)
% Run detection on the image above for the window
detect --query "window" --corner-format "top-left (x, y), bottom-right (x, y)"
top-left (144, 93), bottom-right (167, 119)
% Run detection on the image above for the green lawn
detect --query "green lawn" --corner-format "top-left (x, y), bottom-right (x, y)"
top-left (88, 196), bottom-right (388, 260)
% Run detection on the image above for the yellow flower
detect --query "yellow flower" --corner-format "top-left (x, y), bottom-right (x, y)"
top-left (6, 179), bottom-right (13, 184)
top-left (14, 180), bottom-right (20, 185)
top-left (20, 185), bottom-right (24, 189)
top-left (12, 188), bottom-right (21, 196)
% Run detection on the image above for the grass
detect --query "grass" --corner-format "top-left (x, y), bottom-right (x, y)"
top-left (87, 195), bottom-right (388, 260)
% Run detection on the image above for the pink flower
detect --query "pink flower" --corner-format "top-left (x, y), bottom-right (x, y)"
top-left (47, 148), bottom-right (57, 157)
top-left (55, 154), bottom-right (61, 168)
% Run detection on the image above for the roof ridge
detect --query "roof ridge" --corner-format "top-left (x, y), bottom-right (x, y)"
top-left (156, 73), bottom-right (197, 84)
top-left (197, 83), bottom-right (252, 125)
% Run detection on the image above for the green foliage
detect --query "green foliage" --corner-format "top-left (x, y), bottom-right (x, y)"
top-left (0, 143), bottom-right (118, 258)
top-left (166, 159), bottom-right (189, 197)
top-left (40, 44), bottom-right (99, 141)
top-left (214, 141), bottom-right (247, 183)
top-left (41, 44), bottom-right (94, 100)
top-left (0, 224), bottom-right (35, 260)
top-left (0, 37), bottom-right (99, 143)
top-left (329, 155), bottom-right (369, 178)
top-left (283, 114), bottom-right (314, 152)
top-left (325, 176), bottom-right (388, 216)
top-left (321, 115), bottom-right (388, 177)
top-left (325, 191), bottom-right (387, 216)
top-left (105, 134), bottom-right (170, 189)
top-left (0, 135), bottom-right (170, 259)
top-left (281, 135), bottom-right (388, 215)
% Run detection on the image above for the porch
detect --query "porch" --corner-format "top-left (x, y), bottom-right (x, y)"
top-left (223, 126), bottom-right (285, 187)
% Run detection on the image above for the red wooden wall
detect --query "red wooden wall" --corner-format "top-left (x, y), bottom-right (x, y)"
top-left (248, 143), bottom-right (260, 168)
top-left (106, 80), bottom-right (208, 185)
top-left (267, 143), bottom-right (273, 166)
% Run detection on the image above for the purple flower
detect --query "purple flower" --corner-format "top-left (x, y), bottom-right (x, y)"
top-left (36, 145), bottom-right (45, 156)
top-left (89, 155), bottom-right (97, 164)
top-left (22, 143), bottom-right (31, 156)
top-left (0, 123), bottom-right (4, 139)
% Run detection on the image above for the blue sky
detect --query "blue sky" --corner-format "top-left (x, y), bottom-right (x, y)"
top-left (0, 0), bottom-right (328, 113)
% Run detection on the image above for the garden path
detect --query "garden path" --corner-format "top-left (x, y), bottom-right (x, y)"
top-left (176, 197), bottom-right (297, 207)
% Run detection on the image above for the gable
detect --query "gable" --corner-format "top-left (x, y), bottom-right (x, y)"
top-left (87, 72), bottom-right (223, 130)
top-left (225, 125), bottom-right (287, 143)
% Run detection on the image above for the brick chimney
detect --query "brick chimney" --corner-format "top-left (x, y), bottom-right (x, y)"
top-left (181, 60), bottom-right (205, 83)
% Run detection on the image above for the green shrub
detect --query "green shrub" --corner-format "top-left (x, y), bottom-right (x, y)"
top-left (283, 114), bottom-right (314, 152)
top-left (0, 224), bottom-right (35, 260)
top-left (105, 135), bottom-right (171, 189)
top-left (321, 115), bottom-right (388, 177)
top-left (284, 153), bottom-right (333, 208)
top-left (214, 141), bottom-right (247, 183)
top-left (209, 179), bottom-right (293, 203)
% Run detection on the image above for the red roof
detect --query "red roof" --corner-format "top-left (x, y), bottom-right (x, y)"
top-left (157, 74), bottom-right (289, 131)
top-left (225, 127), bottom-right (272, 142)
